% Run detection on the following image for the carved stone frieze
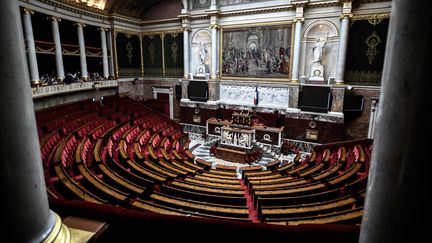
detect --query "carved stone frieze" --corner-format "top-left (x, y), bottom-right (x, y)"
top-left (220, 84), bottom-right (256, 106)
top-left (257, 86), bottom-right (289, 108)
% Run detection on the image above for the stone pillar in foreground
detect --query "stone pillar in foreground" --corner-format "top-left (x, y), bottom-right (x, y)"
top-left (0, 1), bottom-right (70, 242)
top-left (359, 1), bottom-right (431, 242)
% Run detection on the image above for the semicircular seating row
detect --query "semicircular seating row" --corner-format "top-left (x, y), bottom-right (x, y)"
top-left (36, 95), bottom-right (372, 225)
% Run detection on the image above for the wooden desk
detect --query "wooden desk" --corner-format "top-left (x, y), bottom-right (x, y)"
top-left (63, 216), bottom-right (109, 242)
top-left (215, 146), bottom-right (247, 163)
top-left (207, 117), bottom-right (284, 146)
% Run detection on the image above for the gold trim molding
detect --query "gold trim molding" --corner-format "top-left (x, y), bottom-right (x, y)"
top-left (23, 8), bottom-right (35, 15)
top-left (43, 212), bottom-right (71, 243)
top-left (219, 6), bottom-right (294, 18)
top-left (340, 13), bottom-right (354, 19)
top-left (209, 24), bottom-right (220, 29)
top-left (220, 77), bottom-right (291, 83)
top-left (351, 13), bottom-right (390, 21)
top-left (221, 20), bottom-right (293, 29)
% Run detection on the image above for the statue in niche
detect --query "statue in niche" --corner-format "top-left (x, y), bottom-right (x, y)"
top-left (312, 37), bottom-right (327, 64)
top-left (309, 35), bottom-right (328, 82)
top-left (199, 41), bottom-right (207, 64)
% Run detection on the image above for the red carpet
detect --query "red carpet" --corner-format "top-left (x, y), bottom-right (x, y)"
top-left (240, 179), bottom-right (260, 223)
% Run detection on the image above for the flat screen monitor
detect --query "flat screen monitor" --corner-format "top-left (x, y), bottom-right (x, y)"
top-left (299, 86), bottom-right (331, 113)
top-left (175, 84), bottom-right (182, 102)
top-left (188, 81), bottom-right (208, 102)
top-left (343, 95), bottom-right (364, 112)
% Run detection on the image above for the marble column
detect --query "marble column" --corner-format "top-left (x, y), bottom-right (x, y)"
top-left (359, 1), bottom-right (431, 242)
top-left (287, 84), bottom-right (300, 112)
top-left (76, 23), bottom-right (88, 79)
top-left (183, 28), bottom-right (190, 79)
top-left (291, 19), bottom-right (303, 82)
top-left (169, 89), bottom-right (174, 119)
top-left (180, 80), bottom-right (190, 102)
top-left (99, 28), bottom-right (109, 79)
top-left (1, 1), bottom-right (69, 242)
top-left (139, 35), bottom-right (144, 76)
top-left (207, 79), bottom-right (219, 104)
top-left (210, 26), bottom-right (218, 80)
top-left (335, 15), bottom-right (350, 84)
top-left (50, 16), bottom-right (65, 81)
top-left (330, 87), bottom-right (345, 113)
top-left (107, 30), bottom-right (115, 78)
top-left (22, 8), bottom-right (40, 85)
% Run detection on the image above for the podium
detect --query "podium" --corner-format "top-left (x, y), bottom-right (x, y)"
top-left (215, 146), bottom-right (247, 163)
top-left (232, 110), bottom-right (253, 126)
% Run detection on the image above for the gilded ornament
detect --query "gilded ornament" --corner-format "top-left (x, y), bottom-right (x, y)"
top-left (148, 43), bottom-right (156, 64)
top-left (171, 42), bottom-right (179, 64)
top-left (365, 31), bottom-right (381, 65)
top-left (126, 42), bottom-right (133, 64)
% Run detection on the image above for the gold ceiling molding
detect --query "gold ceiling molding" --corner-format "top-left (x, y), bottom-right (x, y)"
top-left (51, 0), bottom-right (107, 13)
top-left (38, 0), bottom-right (109, 19)
top-left (357, 0), bottom-right (392, 3)
top-left (219, 6), bottom-right (294, 18)
top-left (70, 0), bottom-right (108, 10)
top-left (114, 29), bottom-right (140, 37)
top-left (351, 13), bottom-right (390, 21)
top-left (307, 1), bottom-right (341, 8)
top-left (113, 28), bottom-right (183, 38)
top-left (221, 20), bottom-right (293, 29)
top-left (141, 18), bottom-right (182, 26)
top-left (141, 29), bottom-right (183, 37)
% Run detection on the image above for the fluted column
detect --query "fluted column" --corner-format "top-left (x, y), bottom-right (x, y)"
top-left (291, 18), bottom-right (303, 82)
top-left (50, 16), bottom-right (65, 81)
top-left (210, 25), bottom-right (218, 79)
top-left (183, 28), bottom-right (190, 79)
top-left (359, 1), bottom-right (431, 242)
top-left (169, 88), bottom-right (174, 119)
top-left (107, 30), bottom-right (115, 78)
top-left (139, 35), bottom-right (144, 76)
top-left (1, 1), bottom-right (70, 242)
top-left (99, 28), bottom-right (109, 79)
top-left (76, 23), bottom-right (88, 79)
top-left (22, 8), bottom-right (40, 85)
top-left (335, 15), bottom-right (350, 84)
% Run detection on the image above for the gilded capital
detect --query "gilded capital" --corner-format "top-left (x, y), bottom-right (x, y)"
top-left (294, 17), bottom-right (305, 23)
top-left (23, 8), bottom-right (34, 15)
top-left (74, 22), bottom-right (86, 28)
top-left (47, 16), bottom-right (61, 22)
top-left (209, 24), bottom-right (220, 30)
top-left (340, 13), bottom-right (353, 19)
top-left (182, 27), bottom-right (192, 32)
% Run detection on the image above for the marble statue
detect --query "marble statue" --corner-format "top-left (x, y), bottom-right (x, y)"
top-left (312, 37), bottom-right (327, 63)
top-left (223, 130), bottom-right (232, 144)
top-left (238, 133), bottom-right (248, 147)
top-left (199, 41), bottom-right (207, 64)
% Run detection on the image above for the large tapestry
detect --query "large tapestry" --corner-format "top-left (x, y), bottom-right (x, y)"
top-left (143, 35), bottom-right (163, 76)
top-left (116, 32), bottom-right (141, 77)
top-left (222, 25), bottom-right (292, 79)
top-left (164, 33), bottom-right (184, 77)
top-left (345, 17), bottom-right (389, 85)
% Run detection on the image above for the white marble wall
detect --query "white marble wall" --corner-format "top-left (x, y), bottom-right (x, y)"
top-left (220, 83), bottom-right (256, 106)
top-left (257, 86), bottom-right (289, 108)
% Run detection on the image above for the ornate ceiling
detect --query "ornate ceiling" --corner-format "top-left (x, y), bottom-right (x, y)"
top-left (67, 0), bottom-right (161, 18)
top-left (65, 0), bottom-right (391, 19)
